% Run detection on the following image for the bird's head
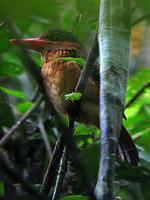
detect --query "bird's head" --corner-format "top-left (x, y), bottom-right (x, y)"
top-left (10, 30), bottom-right (84, 57)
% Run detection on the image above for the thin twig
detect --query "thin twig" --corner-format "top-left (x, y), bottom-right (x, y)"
top-left (125, 82), bottom-right (150, 108)
top-left (38, 116), bottom-right (52, 159)
top-left (75, 33), bottom-right (99, 92)
top-left (31, 86), bottom-right (40, 102)
top-left (40, 134), bottom-right (66, 194)
top-left (0, 21), bottom-right (6, 28)
top-left (131, 13), bottom-right (150, 27)
top-left (0, 152), bottom-right (47, 200)
top-left (0, 95), bottom-right (43, 147)
top-left (51, 146), bottom-right (68, 200)
top-left (67, 31), bottom-right (99, 119)
top-left (71, 14), bottom-right (82, 33)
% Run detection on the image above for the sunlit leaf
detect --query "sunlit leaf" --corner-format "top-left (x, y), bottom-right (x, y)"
top-left (74, 125), bottom-right (91, 135)
top-left (16, 101), bottom-right (33, 113)
top-left (74, 124), bottom-right (99, 136)
top-left (65, 92), bottom-right (82, 102)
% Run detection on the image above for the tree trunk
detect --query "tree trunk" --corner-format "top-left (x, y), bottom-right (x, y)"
top-left (95, 0), bottom-right (131, 199)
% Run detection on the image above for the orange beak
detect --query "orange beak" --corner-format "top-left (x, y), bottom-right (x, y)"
top-left (10, 38), bottom-right (49, 52)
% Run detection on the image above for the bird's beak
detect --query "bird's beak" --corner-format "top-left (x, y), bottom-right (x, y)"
top-left (10, 38), bottom-right (49, 52)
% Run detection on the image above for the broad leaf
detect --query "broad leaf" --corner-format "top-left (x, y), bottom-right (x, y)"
top-left (16, 101), bottom-right (33, 113)
top-left (0, 86), bottom-right (28, 99)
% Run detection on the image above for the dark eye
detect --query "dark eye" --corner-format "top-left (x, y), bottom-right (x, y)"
top-left (53, 35), bottom-right (63, 41)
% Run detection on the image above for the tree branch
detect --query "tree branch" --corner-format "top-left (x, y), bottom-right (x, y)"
top-left (75, 33), bottom-right (99, 92)
top-left (40, 134), bottom-right (66, 194)
top-left (51, 146), bottom-right (68, 200)
top-left (71, 14), bottom-right (82, 33)
top-left (38, 116), bottom-right (52, 159)
top-left (0, 95), bottom-right (43, 147)
top-left (131, 13), bottom-right (150, 27)
top-left (125, 82), bottom-right (150, 108)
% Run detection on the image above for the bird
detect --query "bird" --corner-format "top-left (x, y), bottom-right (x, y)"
top-left (10, 30), bottom-right (139, 166)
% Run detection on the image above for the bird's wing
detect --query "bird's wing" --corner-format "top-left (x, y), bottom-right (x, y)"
top-left (90, 61), bottom-right (100, 88)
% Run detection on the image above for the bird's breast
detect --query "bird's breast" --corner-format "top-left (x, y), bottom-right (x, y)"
top-left (41, 60), bottom-right (81, 113)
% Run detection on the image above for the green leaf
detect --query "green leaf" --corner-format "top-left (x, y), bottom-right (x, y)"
top-left (62, 12), bottom-right (75, 31)
top-left (141, 183), bottom-right (150, 200)
top-left (80, 143), bottom-right (100, 181)
top-left (135, 130), bottom-right (150, 154)
top-left (0, 29), bottom-right (11, 52)
top-left (0, 61), bottom-right (24, 76)
top-left (0, 181), bottom-right (5, 197)
top-left (0, 86), bottom-right (28, 100)
top-left (76, 0), bottom-right (99, 19)
top-left (74, 125), bottom-right (91, 135)
top-left (0, 102), bottom-right (15, 127)
top-left (74, 124), bottom-right (100, 136)
top-left (138, 146), bottom-right (150, 165)
top-left (0, 1), bottom-right (61, 39)
top-left (60, 195), bottom-right (89, 200)
top-left (49, 57), bottom-right (86, 67)
top-left (16, 101), bottom-right (33, 113)
top-left (116, 163), bottom-right (150, 183)
top-left (137, 0), bottom-right (150, 13)
top-left (65, 92), bottom-right (82, 102)
top-left (51, 114), bottom-right (69, 127)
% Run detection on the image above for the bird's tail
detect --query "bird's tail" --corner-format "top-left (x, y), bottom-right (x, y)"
top-left (118, 125), bottom-right (140, 166)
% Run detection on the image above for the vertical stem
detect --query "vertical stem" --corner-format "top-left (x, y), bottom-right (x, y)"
top-left (51, 146), bottom-right (68, 200)
top-left (38, 116), bottom-right (52, 159)
top-left (95, 0), bottom-right (131, 199)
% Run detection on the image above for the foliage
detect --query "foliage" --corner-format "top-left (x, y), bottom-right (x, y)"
top-left (60, 195), bottom-right (89, 200)
top-left (50, 57), bottom-right (86, 67)
top-left (65, 92), bottom-right (82, 102)
top-left (0, 86), bottom-right (29, 99)
top-left (0, 0), bottom-right (150, 199)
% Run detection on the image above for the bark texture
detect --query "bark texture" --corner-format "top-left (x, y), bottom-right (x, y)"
top-left (95, 0), bottom-right (131, 199)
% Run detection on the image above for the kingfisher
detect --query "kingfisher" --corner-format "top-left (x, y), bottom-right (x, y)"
top-left (10, 30), bottom-right (139, 166)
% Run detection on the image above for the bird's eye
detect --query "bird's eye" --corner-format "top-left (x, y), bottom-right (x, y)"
top-left (53, 35), bottom-right (63, 41)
